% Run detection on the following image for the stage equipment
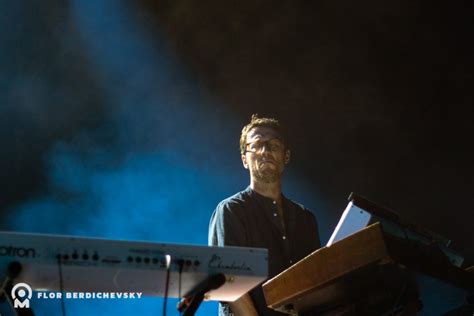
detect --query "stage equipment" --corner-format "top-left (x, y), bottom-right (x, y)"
top-left (0, 231), bottom-right (267, 314)
top-left (263, 194), bottom-right (473, 315)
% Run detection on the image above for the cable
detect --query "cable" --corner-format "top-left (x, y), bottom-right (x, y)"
top-left (177, 260), bottom-right (184, 315)
top-left (162, 254), bottom-right (171, 316)
top-left (56, 254), bottom-right (67, 316)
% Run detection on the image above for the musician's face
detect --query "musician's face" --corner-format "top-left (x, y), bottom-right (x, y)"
top-left (241, 127), bottom-right (289, 183)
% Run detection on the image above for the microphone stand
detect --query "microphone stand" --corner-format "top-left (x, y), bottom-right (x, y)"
top-left (177, 273), bottom-right (226, 316)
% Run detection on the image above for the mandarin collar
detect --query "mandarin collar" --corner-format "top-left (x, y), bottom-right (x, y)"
top-left (245, 186), bottom-right (288, 205)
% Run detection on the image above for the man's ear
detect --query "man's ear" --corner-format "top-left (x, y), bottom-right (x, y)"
top-left (242, 154), bottom-right (249, 169)
top-left (285, 149), bottom-right (291, 164)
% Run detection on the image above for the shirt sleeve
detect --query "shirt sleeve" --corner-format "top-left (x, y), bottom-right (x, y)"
top-left (208, 200), bottom-right (247, 247)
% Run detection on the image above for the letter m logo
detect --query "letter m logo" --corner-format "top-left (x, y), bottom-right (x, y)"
top-left (14, 299), bottom-right (30, 308)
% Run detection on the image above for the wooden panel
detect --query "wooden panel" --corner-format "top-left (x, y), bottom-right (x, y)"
top-left (263, 223), bottom-right (391, 311)
top-left (262, 222), bottom-right (474, 315)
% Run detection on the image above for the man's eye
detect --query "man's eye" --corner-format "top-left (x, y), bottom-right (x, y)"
top-left (247, 140), bottom-right (282, 152)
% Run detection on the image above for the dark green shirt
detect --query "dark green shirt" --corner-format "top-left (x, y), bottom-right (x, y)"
top-left (209, 186), bottom-right (321, 316)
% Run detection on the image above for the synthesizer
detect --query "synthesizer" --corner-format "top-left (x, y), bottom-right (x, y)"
top-left (327, 193), bottom-right (464, 267)
top-left (0, 231), bottom-right (267, 301)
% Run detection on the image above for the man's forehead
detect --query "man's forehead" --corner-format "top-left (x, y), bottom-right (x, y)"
top-left (247, 126), bottom-right (282, 141)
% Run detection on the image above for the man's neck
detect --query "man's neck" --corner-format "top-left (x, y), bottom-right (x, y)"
top-left (250, 179), bottom-right (282, 202)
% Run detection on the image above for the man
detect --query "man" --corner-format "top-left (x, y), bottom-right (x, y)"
top-left (208, 114), bottom-right (321, 315)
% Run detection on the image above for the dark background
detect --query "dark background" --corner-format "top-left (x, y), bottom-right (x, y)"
top-left (3, 0), bottom-right (472, 255)
top-left (148, 0), bottom-right (474, 258)
top-left (0, 1), bottom-right (473, 314)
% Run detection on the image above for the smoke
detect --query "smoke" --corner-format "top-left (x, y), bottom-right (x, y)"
top-left (1, 1), bottom-right (239, 315)
top-left (0, 1), bottom-right (328, 315)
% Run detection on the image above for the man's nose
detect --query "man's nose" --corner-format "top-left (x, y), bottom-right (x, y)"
top-left (259, 144), bottom-right (272, 155)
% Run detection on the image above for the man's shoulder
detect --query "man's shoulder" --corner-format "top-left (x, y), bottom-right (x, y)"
top-left (215, 188), bottom-right (254, 211)
top-left (285, 197), bottom-right (316, 218)
top-left (286, 197), bottom-right (305, 209)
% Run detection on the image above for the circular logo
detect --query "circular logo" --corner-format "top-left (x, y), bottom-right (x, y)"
top-left (11, 282), bottom-right (33, 300)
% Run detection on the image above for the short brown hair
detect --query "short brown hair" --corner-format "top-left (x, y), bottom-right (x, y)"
top-left (240, 114), bottom-right (287, 154)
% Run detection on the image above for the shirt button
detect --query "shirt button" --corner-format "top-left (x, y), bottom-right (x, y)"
top-left (282, 236), bottom-right (286, 240)
top-left (273, 213), bottom-right (277, 217)
top-left (272, 201), bottom-right (277, 205)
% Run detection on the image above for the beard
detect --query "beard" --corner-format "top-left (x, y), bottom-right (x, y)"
top-left (251, 164), bottom-right (279, 183)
